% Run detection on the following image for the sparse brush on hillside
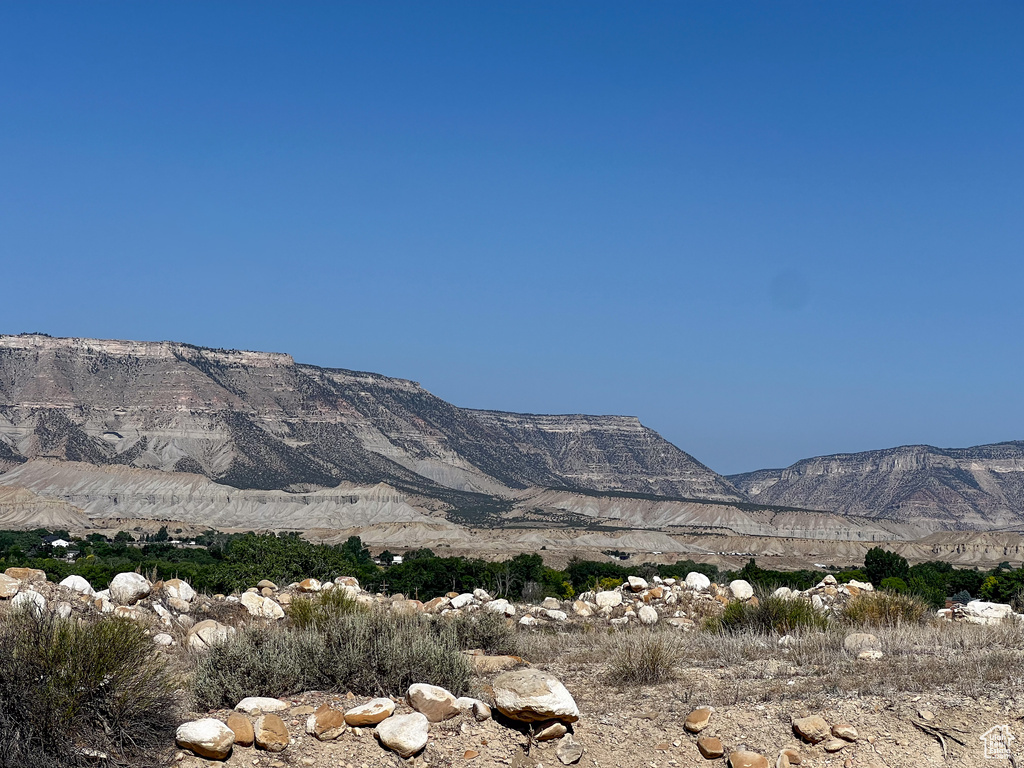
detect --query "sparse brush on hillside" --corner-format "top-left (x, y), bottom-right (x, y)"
top-left (708, 593), bottom-right (829, 635)
top-left (606, 629), bottom-right (684, 686)
top-left (0, 610), bottom-right (178, 768)
top-left (839, 591), bottom-right (931, 627)
top-left (192, 601), bottom-right (473, 709)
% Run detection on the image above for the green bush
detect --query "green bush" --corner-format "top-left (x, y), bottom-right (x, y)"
top-left (839, 591), bottom-right (931, 627)
top-left (710, 594), bottom-right (829, 635)
top-left (192, 607), bottom-right (472, 709)
top-left (607, 629), bottom-right (683, 686)
top-left (288, 587), bottom-right (366, 629)
top-left (0, 611), bottom-right (179, 768)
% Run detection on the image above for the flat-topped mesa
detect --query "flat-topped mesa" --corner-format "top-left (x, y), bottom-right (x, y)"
top-left (468, 410), bottom-right (644, 433)
top-left (0, 335), bottom-right (294, 368)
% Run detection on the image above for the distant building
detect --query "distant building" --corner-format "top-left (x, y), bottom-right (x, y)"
top-left (43, 535), bottom-right (71, 548)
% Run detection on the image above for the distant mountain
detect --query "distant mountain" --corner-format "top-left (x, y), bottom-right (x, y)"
top-left (0, 334), bottom-right (743, 508)
top-left (729, 442), bottom-right (1024, 530)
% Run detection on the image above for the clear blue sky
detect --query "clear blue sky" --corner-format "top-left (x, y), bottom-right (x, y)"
top-left (2, 3), bottom-right (1022, 475)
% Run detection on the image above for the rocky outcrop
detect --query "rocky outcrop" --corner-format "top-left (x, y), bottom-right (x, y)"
top-left (0, 334), bottom-right (741, 514)
top-left (731, 442), bottom-right (1024, 530)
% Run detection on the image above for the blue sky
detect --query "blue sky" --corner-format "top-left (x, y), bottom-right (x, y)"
top-left (1, 3), bottom-right (1022, 475)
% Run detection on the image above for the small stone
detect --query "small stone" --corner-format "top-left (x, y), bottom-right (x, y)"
top-left (236, 697), bottom-right (289, 714)
top-left (832, 723), bottom-right (858, 741)
top-left (697, 736), bottom-right (724, 759)
top-left (684, 707), bottom-right (713, 733)
top-left (344, 697), bottom-right (395, 726)
top-left (535, 721), bottom-right (567, 741)
top-left (729, 750), bottom-right (769, 768)
top-left (176, 718), bottom-right (235, 760)
top-left (556, 734), bottom-right (584, 765)
top-left (254, 714), bottom-right (289, 752)
top-left (779, 747), bottom-right (801, 765)
top-left (376, 712), bottom-right (429, 758)
top-left (918, 709), bottom-right (934, 721)
top-left (227, 712), bottom-right (254, 747)
top-left (408, 683), bottom-right (459, 722)
top-left (792, 715), bottom-right (831, 744)
top-left (823, 739), bottom-right (847, 753)
top-left (306, 704), bottom-right (346, 741)
top-left (843, 632), bottom-right (881, 655)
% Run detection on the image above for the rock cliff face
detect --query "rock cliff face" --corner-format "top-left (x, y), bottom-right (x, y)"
top-left (0, 335), bottom-right (743, 505)
top-left (729, 442), bottom-right (1024, 530)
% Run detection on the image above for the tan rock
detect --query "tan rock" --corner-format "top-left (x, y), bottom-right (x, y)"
top-left (235, 696), bottom-right (288, 714)
top-left (792, 715), bottom-right (831, 744)
top-left (832, 723), bottom-right (858, 741)
top-left (0, 574), bottom-right (20, 598)
top-left (408, 683), bottom-right (459, 722)
top-left (557, 734), bottom-right (585, 764)
top-left (729, 751), bottom-right (769, 768)
top-left (254, 714), bottom-right (289, 752)
top-left (493, 668), bottom-right (579, 723)
top-left (376, 712), bottom-right (429, 758)
top-left (779, 747), bottom-right (802, 765)
top-left (226, 712), bottom-right (254, 747)
top-left (306, 704), bottom-right (346, 741)
top-left (465, 653), bottom-right (525, 673)
top-left (684, 707), bottom-right (713, 733)
top-left (4, 567), bottom-right (46, 583)
top-left (697, 736), bottom-right (724, 759)
top-left (344, 697), bottom-right (395, 726)
top-left (535, 721), bottom-right (567, 741)
top-left (187, 619), bottom-right (235, 649)
top-left (297, 578), bottom-right (321, 592)
top-left (823, 738), bottom-right (848, 752)
top-left (176, 718), bottom-right (235, 760)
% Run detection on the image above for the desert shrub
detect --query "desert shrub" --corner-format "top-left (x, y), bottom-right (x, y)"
top-left (442, 610), bottom-right (520, 655)
top-left (288, 587), bottom-right (366, 629)
top-left (839, 591), bottom-right (931, 627)
top-left (192, 607), bottom-right (472, 709)
top-left (597, 576), bottom-right (623, 591)
top-left (606, 629), bottom-right (683, 686)
top-left (0, 610), bottom-right (179, 768)
top-left (709, 595), bottom-right (829, 635)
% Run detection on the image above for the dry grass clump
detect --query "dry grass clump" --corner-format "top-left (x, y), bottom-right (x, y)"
top-left (709, 593), bottom-right (829, 635)
top-left (838, 591), bottom-right (931, 627)
top-left (192, 602), bottom-right (473, 709)
top-left (0, 609), bottom-right (179, 768)
top-left (606, 628), bottom-right (685, 686)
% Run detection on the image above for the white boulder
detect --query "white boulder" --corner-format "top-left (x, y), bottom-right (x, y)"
top-left (109, 572), bottom-right (151, 605)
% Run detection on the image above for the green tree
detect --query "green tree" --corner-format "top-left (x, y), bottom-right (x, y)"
top-left (864, 547), bottom-right (908, 586)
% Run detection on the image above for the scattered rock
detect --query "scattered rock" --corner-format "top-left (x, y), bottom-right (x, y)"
top-left (163, 578), bottom-right (195, 602)
top-left (843, 632), bottom-right (881, 656)
top-left (595, 591), bottom-right (622, 609)
top-left (11, 590), bottom-right (46, 614)
top-left (729, 580), bottom-right (754, 601)
top-left (153, 633), bottom-right (175, 646)
top-left (556, 734), bottom-right (584, 764)
top-left (638, 605), bottom-right (659, 625)
top-left (4, 567), bottom-right (46, 583)
top-left (227, 712), bottom-right (254, 747)
top-left (254, 714), bottom-right (289, 752)
top-left (484, 598), bottom-right (516, 617)
top-left (344, 697), bottom-right (395, 726)
top-left (684, 707), bottom-right (713, 733)
top-left (59, 574), bottom-right (94, 596)
top-left (729, 750), bottom-right (769, 768)
top-left (376, 712), bottom-right (429, 758)
top-left (109, 572), bottom-right (151, 605)
top-left (697, 736), bottom-right (724, 759)
top-left (627, 576), bottom-right (648, 592)
top-left (535, 721), bottom-right (567, 741)
top-left (792, 715), bottom-right (831, 744)
top-left (493, 668), bottom-right (579, 723)
top-left (306, 704), bottom-right (346, 740)
top-left (187, 620), bottom-right (235, 650)
top-left (176, 718), bottom-right (235, 760)
top-left (823, 738), bottom-right (848, 752)
top-left (832, 723), bottom-right (858, 741)
top-left (236, 697), bottom-right (288, 714)
top-left (408, 683), bottom-right (459, 722)
top-left (685, 572), bottom-right (712, 591)
top-left (0, 574), bottom-right (19, 598)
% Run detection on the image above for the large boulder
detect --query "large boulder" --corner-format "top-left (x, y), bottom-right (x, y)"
top-left (492, 669), bottom-right (579, 723)
top-left (376, 712), bottom-right (429, 758)
top-left (240, 592), bottom-right (285, 620)
top-left (627, 576), bottom-right (648, 592)
top-left (729, 580), bottom-right (754, 601)
top-left (4, 567), bottom-right (46, 583)
top-left (344, 698), bottom-right (395, 726)
top-left (11, 590), bottom-right (46, 614)
top-left (236, 697), bottom-right (288, 714)
top-left (408, 683), bottom-right (459, 722)
top-left (961, 600), bottom-right (1015, 625)
top-left (638, 605), bottom-right (659, 625)
top-left (187, 620), bottom-right (236, 650)
top-left (109, 572), bottom-right (151, 605)
top-left (59, 575), bottom-right (94, 596)
top-left (306, 704), bottom-right (346, 741)
top-left (163, 578), bottom-right (196, 602)
top-left (684, 572), bottom-right (711, 591)
top-left (483, 598), bottom-right (516, 617)
top-left (595, 591), bottom-right (622, 609)
top-left (0, 574), bottom-right (20, 598)
top-left (176, 718), bottom-right (235, 760)
top-left (226, 712), bottom-right (254, 747)
top-left (254, 714), bottom-right (289, 752)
